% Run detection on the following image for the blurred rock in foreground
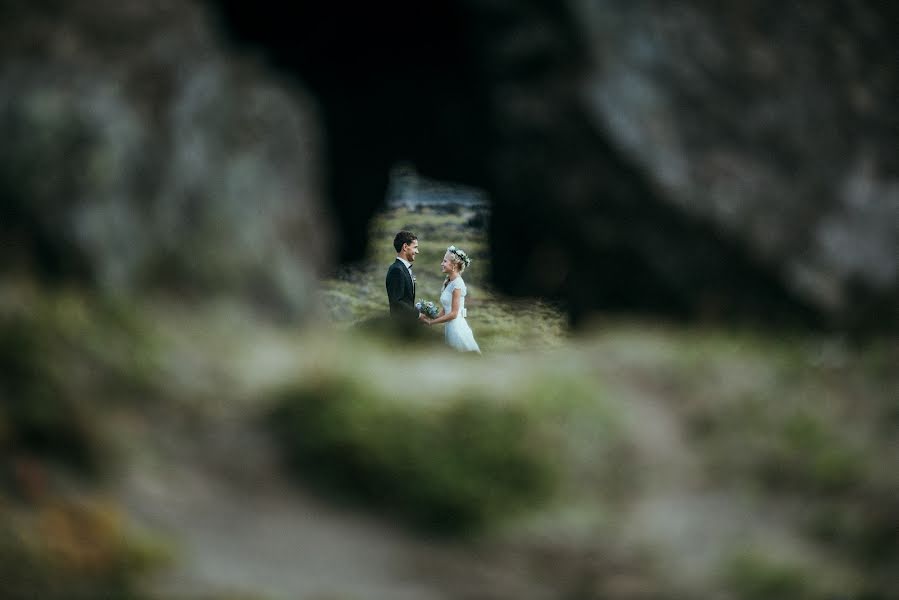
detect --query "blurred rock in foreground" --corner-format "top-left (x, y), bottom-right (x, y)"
top-left (0, 0), bottom-right (330, 318)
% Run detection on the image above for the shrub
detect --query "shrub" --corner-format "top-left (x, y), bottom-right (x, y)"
top-left (0, 500), bottom-right (167, 600)
top-left (268, 376), bottom-right (557, 534)
top-left (0, 310), bottom-right (102, 476)
top-left (723, 552), bottom-right (819, 600)
top-left (758, 410), bottom-right (866, 495)
top-left (0, 291), bottom-right (159, 486)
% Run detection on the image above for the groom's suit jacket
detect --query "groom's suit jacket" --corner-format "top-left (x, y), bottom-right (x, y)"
top-left (386, 258), bottom-right (418, 322)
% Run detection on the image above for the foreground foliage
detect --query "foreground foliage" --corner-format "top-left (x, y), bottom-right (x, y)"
top-left (0, 279), bottom-right (895, 599)
top-left (268, 376), bottom-right (560, 535)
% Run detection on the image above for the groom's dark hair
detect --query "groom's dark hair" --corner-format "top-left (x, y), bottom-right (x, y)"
top-left (393, 231), bottom-right (418, 252)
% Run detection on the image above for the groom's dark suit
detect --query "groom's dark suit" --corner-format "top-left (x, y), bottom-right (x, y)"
top-left (386, 258), bottom-right (419, 323)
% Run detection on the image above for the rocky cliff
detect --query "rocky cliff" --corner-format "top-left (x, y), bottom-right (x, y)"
top-left (1, 0), bottom-right (330, 317)
top-left (3, 1), bottom-right (895, 329)
top-left (213, 0), bottom-right (897, 330)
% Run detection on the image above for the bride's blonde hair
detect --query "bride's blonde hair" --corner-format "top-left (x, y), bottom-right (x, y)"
top-left (443, 245), bottom-right (470, 288)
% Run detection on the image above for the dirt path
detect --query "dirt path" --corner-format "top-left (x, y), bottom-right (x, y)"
top-left (118, 406), bottom-right (588, 600)
top-left (113, 315), bottom-right (488, 599)
top-left (113, 318), bottom-right (821, 599)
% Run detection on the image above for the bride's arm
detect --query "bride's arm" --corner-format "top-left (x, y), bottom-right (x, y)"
top-left (428, 289), bottom-right (461, 325)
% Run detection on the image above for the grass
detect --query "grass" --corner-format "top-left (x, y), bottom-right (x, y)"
top-left (262, 329), bottom-right (638, 537)
top-left (0, 283), bottom-right (170, 599)
top-left (319, 206), bottom-right (569, 352)
top-left (626, 325), bottom-right (899, 596)
top-left (267, 370), bottom-right (563, 535)
top-left (1, 218), bottom-right (895, 597)
top-left (722, 551), bottom-right (825, 600)
top-left (257, 321), bottom-right (895, 594)
top-left (0, 284), bottom-right (160, 478)
top-left (312, 208), bottom-right (897, 590)
top-left (0, 498), bottom-right (169, 600)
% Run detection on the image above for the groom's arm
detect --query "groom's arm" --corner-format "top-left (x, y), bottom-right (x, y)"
top-left (386, 267), bottom-right (419, 320)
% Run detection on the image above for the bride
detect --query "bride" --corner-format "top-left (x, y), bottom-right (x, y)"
top-left (425, 245), bottom-right (481, 353)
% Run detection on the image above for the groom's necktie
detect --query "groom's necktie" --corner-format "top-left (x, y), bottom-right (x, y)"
top-left (408, 266), bottom-right (415, 296)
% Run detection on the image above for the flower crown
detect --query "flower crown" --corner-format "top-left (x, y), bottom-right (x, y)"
top-left (447, 245), bottom-right (472, 268)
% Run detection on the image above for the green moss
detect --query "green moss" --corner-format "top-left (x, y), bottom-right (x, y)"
top-left (723, 552), bottom-right (819, 600)
top-left (268, 376), bottom-right (557, 535)
top-left (668, 327), bottom-right (895, 596)
top-left (685, 390), bottom-right (866, 498)
top-left (0, 309), bottom-right (102, 474)
top-left (0, 502), bottom-right (168, 600)
top-left (722, 549), bottom-right (867, 600)
top-left (756, 410), bottom-right (866, 495)
top-left (0, 290), bottom-right (160, 479)
top-left (806, 487), bottom-right (899, 571)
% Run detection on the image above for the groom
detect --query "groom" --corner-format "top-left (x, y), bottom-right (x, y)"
top-left (386, 230), bottom-right (427, 327)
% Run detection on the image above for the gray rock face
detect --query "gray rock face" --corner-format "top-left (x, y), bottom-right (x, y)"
top-left (6, 1), bottom-right (894, 329)
top-left (469, 1), bottom-right (827, 327)
top-left (572, 0), bottom-right (899, 323)
top-left (210, 1), bottom-right (896, 330)
top-left (0, 1), bottom-right (331, 318)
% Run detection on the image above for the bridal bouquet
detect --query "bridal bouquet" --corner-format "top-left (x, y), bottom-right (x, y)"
top-left (415, 300), bottom-right (440, 319)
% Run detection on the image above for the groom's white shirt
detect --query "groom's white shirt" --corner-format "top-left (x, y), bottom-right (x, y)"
top-left (396, 256), bottom-right (413, 280)
top-left (396, 256), bottom-right (416, 301)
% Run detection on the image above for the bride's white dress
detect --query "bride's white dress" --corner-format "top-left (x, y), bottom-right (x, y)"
top-left (440, 277), bottom-right (481, 353)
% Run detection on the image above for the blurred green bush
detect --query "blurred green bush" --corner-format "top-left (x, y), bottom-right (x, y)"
top-left (0, 289), bottom-right (157, 481)
top-left (268, 376), bottom-right (558, 535)
top-left (0, 500), bottom-right (167, 600)
top-left (723, 551), bottom-right (824, 600)
top-left (0, 288), bottom-right (171, 598)
top-left (1, 304), bottom-right (101, 475)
